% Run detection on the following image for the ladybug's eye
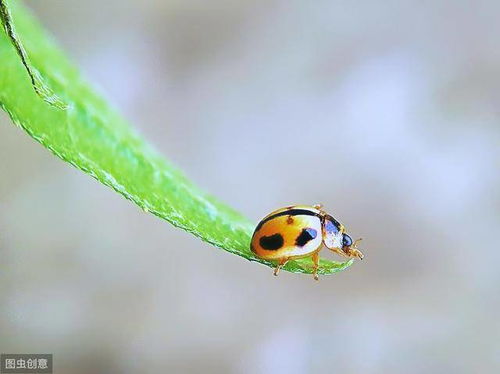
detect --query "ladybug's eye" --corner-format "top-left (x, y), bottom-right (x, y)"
top-left (342, 234), bottom-right (353, 247)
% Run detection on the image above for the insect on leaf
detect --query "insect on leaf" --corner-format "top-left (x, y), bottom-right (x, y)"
top-left (0, 0), bottom-right (353, 275)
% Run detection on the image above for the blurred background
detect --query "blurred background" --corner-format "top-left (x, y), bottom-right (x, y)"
top-left (1, 0), bottom-right (499, 373)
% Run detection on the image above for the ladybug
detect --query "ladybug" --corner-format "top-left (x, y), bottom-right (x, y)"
top-left (250, 204), bottom-right (363, 280)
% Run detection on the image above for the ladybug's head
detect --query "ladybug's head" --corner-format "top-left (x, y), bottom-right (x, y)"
top-left (342, 233), bottom-right (353, 248)
top-left (342, 234), bottom-right (364, 260)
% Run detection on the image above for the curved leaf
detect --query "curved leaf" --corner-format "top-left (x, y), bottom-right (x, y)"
top-left (0, 1), bottom-right (353, 275)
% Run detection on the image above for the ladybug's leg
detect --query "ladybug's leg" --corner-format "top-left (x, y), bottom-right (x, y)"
top-left (328, 247), bottom-right (351, 258)
top-left (328, 243), bottom-right (364, 260)
top-left (273, 257), bottom-right (289, 277)
top-left (311, 251), bottom-right (320, 281)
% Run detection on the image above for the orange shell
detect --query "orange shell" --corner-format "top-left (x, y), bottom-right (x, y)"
top-left (251, 206), bottom-right (323, 260)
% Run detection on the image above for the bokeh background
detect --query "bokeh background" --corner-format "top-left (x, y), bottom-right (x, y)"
top-left (1, 1), bottom-right (499, 373)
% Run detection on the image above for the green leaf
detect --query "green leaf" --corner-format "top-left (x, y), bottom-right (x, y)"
top-left (0, 0), bottom-right (66, 109)
top-left (0, 1), bottom-right (353, 276)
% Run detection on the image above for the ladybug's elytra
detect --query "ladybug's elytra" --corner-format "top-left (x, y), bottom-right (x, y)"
top-left (251, 204), bottom-right (363, 280)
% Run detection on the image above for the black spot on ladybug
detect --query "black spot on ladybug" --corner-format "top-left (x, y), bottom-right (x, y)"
top-left (286, 216), bottom-right (294, 224)
top-left (260, 234), bottom-right (284, 250)
top-left (295, 228), bottom-right (318, 247)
